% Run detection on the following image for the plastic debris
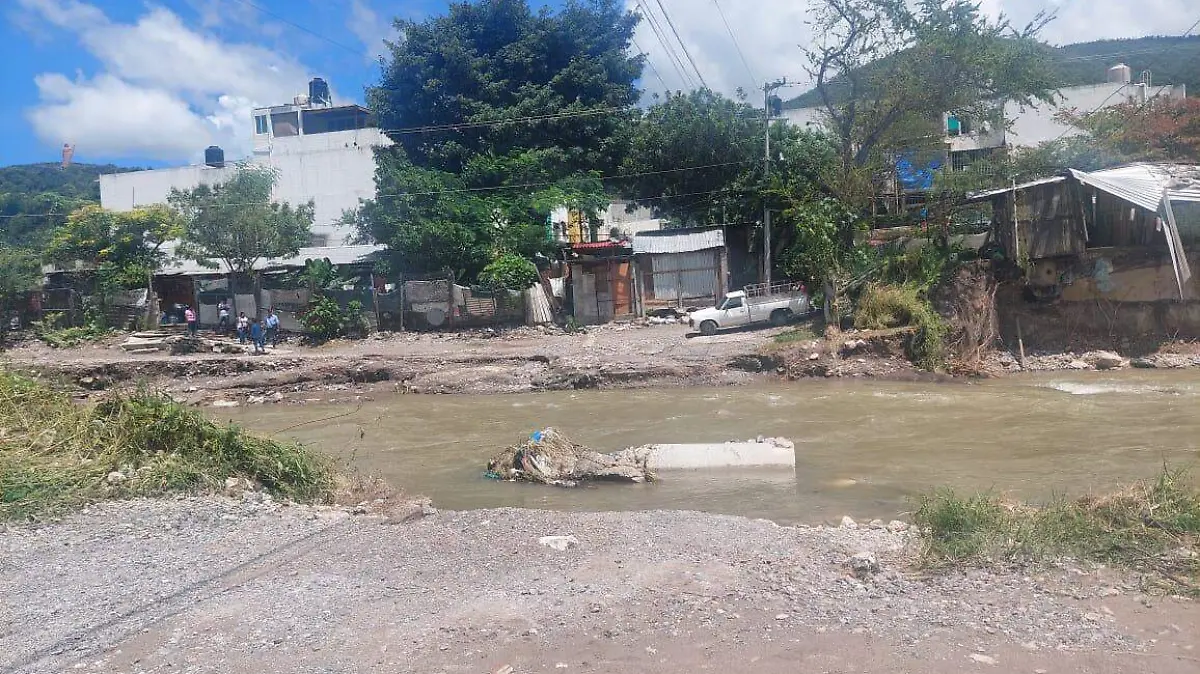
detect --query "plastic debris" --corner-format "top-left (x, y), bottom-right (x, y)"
top-left (485, 427), bottom-right (654, 487)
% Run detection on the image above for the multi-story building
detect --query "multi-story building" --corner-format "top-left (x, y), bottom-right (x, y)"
top-left (100, 78), bottom-right (392, 246)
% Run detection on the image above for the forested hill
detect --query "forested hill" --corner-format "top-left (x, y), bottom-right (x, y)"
top-left (0, 163), bottom-right (140, 250)
top-left (1053, 35), bottom-right (1200, 91)
top-left (785, 34), bottom-right (1200, 109)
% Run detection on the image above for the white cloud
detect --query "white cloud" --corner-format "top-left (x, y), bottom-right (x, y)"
top-left (630, 0), bottom-right (1198, 101)
top-left (31, 74), bottom-right (217, 161)
top-left (346, 0), bottom-right (397, 62)
top-left (17, 0), bottom-right (313, 162)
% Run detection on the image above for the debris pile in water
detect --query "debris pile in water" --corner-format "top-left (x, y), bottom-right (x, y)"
top-left (485, 427), bottom-right (655, 487)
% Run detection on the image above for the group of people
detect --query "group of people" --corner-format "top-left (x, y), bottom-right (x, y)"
top-left (211, 302), bottom-right (281, 354)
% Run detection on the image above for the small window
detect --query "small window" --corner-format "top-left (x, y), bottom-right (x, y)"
top-left (270, 111), bottom-right (299, 137)
top-left (254, 115), bottom-right (269, 135)
top-left (309, 234), bottom-right (329, 247)
top-left (723, 297), bottom-right (744, 310)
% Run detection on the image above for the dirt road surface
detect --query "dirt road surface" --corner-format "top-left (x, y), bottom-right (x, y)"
top-left (2, 498), bottom-right (1196, 674)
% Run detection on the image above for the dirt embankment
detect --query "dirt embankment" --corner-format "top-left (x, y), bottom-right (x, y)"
top-left (1, 324), bottom-right (783, 404)
top-left (8, 290), bottom-right (1200, 405)
top-left (2, 497), bottom-right (1196, 674)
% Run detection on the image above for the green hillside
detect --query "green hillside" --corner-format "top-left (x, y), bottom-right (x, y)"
top-left (0, 163), bottom-right (139, 250)
top-left (785, 35), bottom-right (1200, 109)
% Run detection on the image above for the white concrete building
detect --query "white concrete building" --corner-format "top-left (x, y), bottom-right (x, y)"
top-left (100, 78), bottom-right (391, 246)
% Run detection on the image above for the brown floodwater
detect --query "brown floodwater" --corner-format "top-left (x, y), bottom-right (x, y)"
top-left (222, 371), bottom-right (1200, 524)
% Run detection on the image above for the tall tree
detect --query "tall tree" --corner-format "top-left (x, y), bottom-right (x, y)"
top-left (620, 88), bottom-right (841, 284)
top-left (618, 90), bottom-right (765, 226)
top-left (169, 165), bottom-right (313, 277)
top-left (354, 0), bottom-right (642, 280)
top-left (802, 0), bottom-right (1059, 209)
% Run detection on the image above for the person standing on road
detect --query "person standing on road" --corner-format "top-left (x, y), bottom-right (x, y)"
top-left (217, 301), bottom-right (230, 332)
top-left (236, 312), bottom-right (250, 344)
top-left (249, 319), bottom-right (266, 354)
top-left (184, 305), bottom-right (197, 336)
top-left (264, 309), bottom-right (280, 348)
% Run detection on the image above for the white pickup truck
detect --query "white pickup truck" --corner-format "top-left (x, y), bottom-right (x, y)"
top-left (688, 282), bottom-right (810, 336)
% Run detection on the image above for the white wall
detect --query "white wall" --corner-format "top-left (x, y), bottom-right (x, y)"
top-left (99, 127), bottom-right (391, 244)
top-left (1005, 83), bottom-right (1186, 148)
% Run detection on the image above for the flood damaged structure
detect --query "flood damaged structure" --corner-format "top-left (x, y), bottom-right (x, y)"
top-left (971, 163), bottom-right (1200, 347)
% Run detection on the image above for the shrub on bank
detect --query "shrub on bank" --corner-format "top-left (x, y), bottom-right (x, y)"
top-left (854, 283), bottom-right (947, 369)
top-left (0, 371), bottom-right (334, 521)
top-left (914, 468), bottom-right (1200, 595)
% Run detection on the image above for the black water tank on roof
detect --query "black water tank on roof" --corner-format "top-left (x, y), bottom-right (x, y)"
top-left (204, 146), bottom-right (225, 168)
top-left (309, 77), bottom-right (331, 106)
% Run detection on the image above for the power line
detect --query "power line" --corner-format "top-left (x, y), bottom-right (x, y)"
top-left (1184, 16), bottom-right (1200, 37)
top-left (635, 0), bottom-right (695, 89)
top-left (0, 160), bottom-right (763, 219)
top-left (633, 38), bottom-right (670, 92)
top-left (652, 0), bottom-right (709, 90)
top-left (374, 106), bottom-right (627, 135)
top-left (227, 0), bottom-right (362, 55)
top-left (712, 0), bottom-right (758, 89)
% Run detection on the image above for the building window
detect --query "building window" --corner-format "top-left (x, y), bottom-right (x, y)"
top-left (254, 115), bottom-right (269, 135)
top-left (309, 234), bottom-right (329, 247)
top-left (270, 111), bottom-right (300, 137)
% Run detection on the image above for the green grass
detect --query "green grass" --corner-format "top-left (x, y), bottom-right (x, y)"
top-left (772, 323), bottom-right (823, 346)
top-left (32, 318), bottom-right (113, 348)
top-left (914, 468), bottom-right (1200, 594)
top-left (0, 371), bottom-right (335, 521)
top-left (854, 283), bottom-right (947, 369)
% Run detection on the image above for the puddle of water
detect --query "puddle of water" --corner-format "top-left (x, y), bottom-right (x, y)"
top-left (223, 370), bottom-right (1200, 524)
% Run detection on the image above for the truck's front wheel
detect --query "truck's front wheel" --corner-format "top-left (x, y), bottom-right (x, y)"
top-left (699, 320), bottom-right (718, 336)
top-left (770, 309), bottom-right (792, 326)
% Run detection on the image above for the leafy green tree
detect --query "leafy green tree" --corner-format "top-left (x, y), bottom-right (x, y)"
top-left (169, 165), bottom-right (313, 276)
top-left (45, 204), bottom-right (180, 276)
top-left (0, 247), bottom-right (42, 316)
top-left (355, 0), bottom-right (642, 280)
top-left (617, 90), bottom-right (764, 226)
top-left (802, 0), bottom-right (1059, 209)
top-left (44, 203), bottom-right (182, 327)
top-left (618, 88), bottom-right (842, 284)
top-left (479, 253), bottom-right (540, 290)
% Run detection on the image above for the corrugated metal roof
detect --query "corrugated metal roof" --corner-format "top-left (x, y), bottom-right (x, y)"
top-left (632, 228), bottom-right (725, 254)
top-left (1070, 163), bottom-right (1200, 212)
top-left (966, 176), bottom-right (1066, 202)
top-left (571, 241), bottom-right (629, 252)
top-left (157, 244), bottom-right (386, 276)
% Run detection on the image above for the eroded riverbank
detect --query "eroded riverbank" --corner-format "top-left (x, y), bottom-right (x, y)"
top-left (8, 323), bottom-right (1200, 406)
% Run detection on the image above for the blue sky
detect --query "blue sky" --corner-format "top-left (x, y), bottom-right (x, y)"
top-left (3, 0), bottom-right (1195, 168)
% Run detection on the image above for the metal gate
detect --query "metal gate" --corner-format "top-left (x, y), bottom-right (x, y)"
top-left (641, 250), bottom-right (721, 309)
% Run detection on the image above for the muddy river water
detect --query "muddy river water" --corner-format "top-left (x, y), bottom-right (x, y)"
top-left (225, 371), bottom-right (1200, 524)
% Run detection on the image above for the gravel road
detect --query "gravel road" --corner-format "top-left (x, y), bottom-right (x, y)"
top-left (2, 497), bottom-right (1196, 674)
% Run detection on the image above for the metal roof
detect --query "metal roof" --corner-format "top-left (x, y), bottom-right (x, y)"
top-left (632, 228), bottom-right (725, 254)
top-left (157, 244), bottom-right (386, 276)
top-left (966, 176), bottom-right (1067, 202)
top-left (1070, 163), bottom-right (1200, 212)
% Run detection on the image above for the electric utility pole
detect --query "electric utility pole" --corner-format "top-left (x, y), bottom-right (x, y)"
top-left (762, 78), bottom-right (788, 285)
